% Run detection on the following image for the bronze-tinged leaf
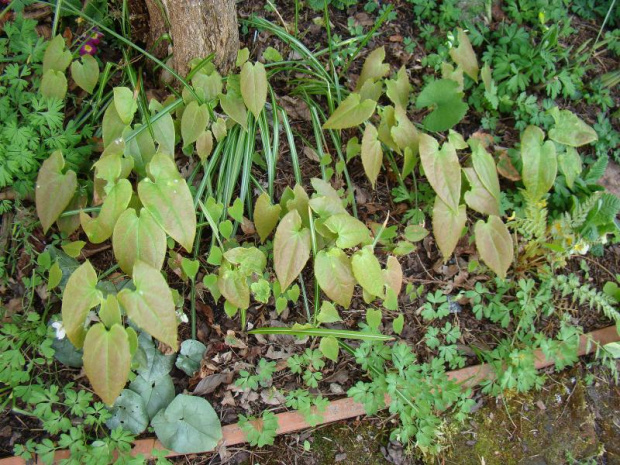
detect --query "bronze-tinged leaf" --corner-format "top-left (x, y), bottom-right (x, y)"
top-left (432, 196), bottom-right (467, 262)
top-left (361, 123), bottom-right (383, 189)
top-left (83, 323), bottom-right (131, 405)
top-left (113, 208), bottom-right (167, 275)
top-left (386, 66), bottom-right (411, 108)
top-left (474, 216), bottom-right (514, 279)
top-left (377, 105), bottom-right (398, 151)
top-left (520, 126), bottom-right (557, 201)
top-left (117, 261), bottom-right (178, 350)
top-left (355, 46), bottom-right (390, 91)
top-left (138, 153), bottom-right (196, 252)
top-left (36, 151), bottom-right (78, 233)
top-left (448, 28), bottom-right (479, 82)
top-left (351, 246), bottom-right (385, 298)
top-left (253, 193), bottom-right (281, 243)
top-left (273, 210), bottom-right (311, 290)
top-left (81, 179), bottom-right (133, 244)
top-left (61, 260), bottom-right (102, 348)
top-left (240, 61), bottom-right (268, 118)
top-left (383, 256), bottom-right (403, 296)
top-left (56, 192), bottom-right (87, 236)
top-left (463, 167), bottom-right (500, 216)
top-left (390, 105), bottom-right (419, 153)
top-left (315, 248), bottom-right (355, 308)
top-left (496, 150), bottom-right (521, 181)
top-left (419, 134), bottom-right (461, 212)
top-left (471, 143), bottom-right (500, 203)
top-left (196, 130), bottom-right (214, 162)
top-left (217, 267), bottom-right (250, 310)
top-left (548, 107), bottom-right (598, 147)
top-left (323, 93), bottom-right (377, 130)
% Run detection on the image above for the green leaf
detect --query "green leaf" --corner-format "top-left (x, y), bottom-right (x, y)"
top-left (319, 336), bottom-right (339, 362)
top-left (40, 69), bottom-right (67, 100)
top-left (263, 46), bottom-right (283, 62)
top-left (416, 79), bottom-right (468, 132)
top-left (229, 197), bottom-right (244, 223)
top-left (558, 147), bottom-right (582, 189)
top-left (355, 46), bottom-right (390, 91)
top-left (99, 294), bottom-right (122, 328)
top-left (236, 48), bottom-right (250, 67)
top-left (212, 117), bottom-right (228, 141)
top-left (548, 107), bottom-right (598, 147)
top-left (43, 35), bottom-right (72, 73)
top-left (181, 258), bottom-right (200, 281)
top-left (102, 104), bottom-right (129, 149)
top-left (106, 389), bottom-right (149, 434)
top-left (448, 28), bottom-right (479, 82)
top-left (218, 267), bottom-right (250, 310)
top-left (117, 261), bottom-right (178, 350)
top-left (251, 279), bottom-right (271, 303)
top-left (361, 123), bottom-right (383, 189)
top-left (219, 93), bottom-right (248, 130)
top-left (223, 247), bottom-right (267, 275)
top-left (240, 61), bottom-right (268, 118)
top-left (138, 153), bottom-right (196, 252)
top-left (274, 210), bottom-right (311, 290)
top-left (386, 66), bottom-right (411, 108)
top-left (48, 261), bottom-right (62, 289)
top-left (219, 220), bottom-right (233, 239)
top-left (151, 106), bottom-right (176, 156)
top-left (471, 143), bottom-right (500, 203)
top-left (463, 167), bottom-right (499, 216)
top-left (113, 208), bottom-right (167, 275)
top-left (432, 196), bottom-right (466, 261)
top-left (323, 93), bottom-right (377, 130)
top-left (114, 87), bottom-right (138, 125)
top-left (317, 301), bottom-right (342, 324)
top-left (81, 179), bottom-right (133, 244)
top-left (403, 224), bottom-right (429, 242)
top-left (315, 248), bottom-right (355, 309)
top-left (134, 333), bottom-right (175, 383)
top-left (393, 314), bottom-right (404, 335)
top-left (152, 395), bottom-right (222, 454)
top-left (129, 374), bottom-right (175, 421)
top-left (390, 105), bottom-right (419, 153)
top-left (474, 216), bottom-right (514, 279)
top-left (520, 126), bottom-right (557, 201)
top-left (35, 151), bottom-right (77, 233)
top-left (70, 54), bottom-right (99, 93)
top-left (61, 261), bottom-right (102, 348)
top-left (192, 72), bottom-right (223, 102)
top-left (250, 326), bottom-right (393, 341)
top-left (419, 134), bottom-right (461, 212)
top-left (254, 193), bottom-right (281, 243)
top-left (324, 214), bottom-right (371, 249)
top-left (366, 308), bottom-right (382, 330)
top-left (175, 340), bottom-right (207, 376)
top-left (181, 101), bottom-right (209, 148)
top-left (196, 130), bottom-right (213, 161)
top-left (351, 247), bottom-right (384, 298)
top-left (83, 323), bottom-right (131, 405)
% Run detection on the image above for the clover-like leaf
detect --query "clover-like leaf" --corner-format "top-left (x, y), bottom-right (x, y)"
top-left (315, 248), bottom-right (355, 309)
top-left (138, 153), bottom-right (196, 252)
top-left (419, 134), bottom-right (461, 212)
top-left (548, 107), bottom-right (598, 147)
top-left (70, 55), bottom-right (99, 93)
top-left (254, 193), bottom-right (281, 243)
top-left (274, 210), bottom-right (311, 290)
top-left (520, 126), bottom-right (557, 201)
top-left (323, 93), bottom-right (377, 130)
top-left (83, 323), bottom-right (131, 405)
top-left (181, 101), bottom-right (209, 148)
top-left (432, 196), bottom-right (466, 261)
top-left (474, 216), bottom-right (514, 279)
top-left (240, 61), bottom-right (268, 118)
top-left (117, 261), bottom-right (178, 350)
top-left (361, 123), bottom-right (382, 189)
top-left (351, 247), bottom-right (384, 298)
top-left (448, 28), bottom-right (479, 82)
top-left (36, 151), bottom-right (78, 233)
top-left (416, 79), bottom-right (468, 132)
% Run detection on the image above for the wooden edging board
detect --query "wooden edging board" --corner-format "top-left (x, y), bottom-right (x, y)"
top-left (0, 325), bottom-right (617, 465)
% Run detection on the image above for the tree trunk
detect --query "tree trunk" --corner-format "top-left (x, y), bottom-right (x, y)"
top-left (141, 0), bottom-right (239, 77)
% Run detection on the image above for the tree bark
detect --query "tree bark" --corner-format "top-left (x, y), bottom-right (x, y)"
top-left (141, 0), bottom-right (239, 77)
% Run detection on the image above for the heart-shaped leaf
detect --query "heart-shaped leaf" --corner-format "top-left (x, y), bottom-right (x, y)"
top-left (317, 301), bottom-right (342, 323)
top-left (125, 125), bottom-right (156, 177)
top-left (36, 151), bottom-right (78, 233)
top-left (61, 260), bottom-right (102, 348)
top-left (448, 28), bottom-right (479, 82)
top-left (464, 167), bottom-right (499, 216)
top-left (181, 101), bottom-right (209, 148)
top-left (102, 103), bottom-right (129, 149)
top-left (274, 210), bottom-right (311, 290)
top-left (390, 105), bottom-right (419, 153)
top-left (351, 247), bottom-right (384, 298)
top-left (361, 123), bottom-right (383, 189)
top-left (520, 126), bottom-right (557, 201)
top-left (254, 193), bottom-right (281, 242)
top-left (384, 256), bottom-right (403, 296)
top-left (117, 261), bottom-right (178, 350)
top-left (40, 69), bottom-right (68, 100)
top-left (220, 93), bottom-right (248, 130)
top-left (471, 143), bottom-right (500, 204)
top-left (319, 336), bottom-right (339, 362)
top-left (175, 340), bottom-right (207, 376)
top-left (192, 71), bottom-right (223, 102)
top-left (70, 54), bottom-right (99, 93)
top-left (129, 374), bottom-right (175, 420)
top-left (323, 93), bottom-right (377, 130)
top-left (419, 134), bottom-right (461, 212)
top-left (229, 197), bottom-right (244, 223)
top-left (355, 46), bottom-right (390, 91)
top-left (113, 208), bottom-right (167, 275)
top-left (315, 248), bottom-right (355, 309)
top-left (151, 106), bottom-right (176, 156)
top-left (240, 61), bottom-right (268, 118)
top-left (114, 87), bottom-right (138, 125)
top-left (151, 394), bottom-right (222, 454)
top-left (548, 107), bottom-right (598, 147)
top-left (432, 196), bottom-right (466, 261)
top-left (83, 323), bottom-right (131, 405)
top-left (223, 247), bottom-right (267, 276)
top-left (324, 214), bottom-right (371, 249)
top-left (474, 216), bottom-right (514, 279)
top-left (106, 389), bottom-right (149, 434)
top-left (416, 79), bottom-right (468, 132)
top-left (138, 153), bottom-right (196, 252)
top-left (81, 179), bottom-right (133, 244)
top-left (196, 130), bottom-right (213, 161)
top-left (386, 66), bottom-right (411, 108)
top-left (218, 267), bottom-right (250, 310)
top-left (43, 35), bottom-right (72, 73)
top-left (558, 147), bottom-right (582, 189)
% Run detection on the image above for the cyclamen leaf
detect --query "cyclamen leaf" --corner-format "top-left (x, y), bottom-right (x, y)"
top-left (40, 69), bottom-right (68, 100)
top-left (323, 93), bottom-right (377, 130)
top-left (181, 101), bottom-right (209, 148)
top-left (324, 214), bottom-right (371, 249)
top-left (240, 61), bottom-right (268, 118)
top-left (61, 260), bottom-right (102, 348)
top-left (474, 216), bottom-right (514, 279)
top-left (520, 126), bottom-right (557, 201)
top-left (432, 196), bottom-right (467, 261)
top-left (273, 210), bottom-right (311, 290)
top-left (351, 247), bottom-right (385, 298)
top-left (81, 179), bottom-right (133, 244)
top-left (448, 28), bottom-right (479, 82)
top-left (361, 123), bottom-right (382, 189)
top-left (315, 248), bottom-right (355, 309)
top-left (83, 323), bottom-right (131, 405)
top-left (43, 35), bottom-right (72, 73)
top-left (113, 208), bottom-right (166, 275)
top-left (129, 374), bottom-right (175, 421)
top-left (419, 134), bottom-right (461, 212)
top-left (70, 55), bottom-right (99, 93)
top-left (254, 193), bottom-right (281, 242)
top-left (386, 66), bottom-right (411, 108)
top-left (415, 79), bottom-right (468, 132)
top-left (463, 167), bottom-right (500, 216)
top-left (114, 87), bottom-right (138, 125)
top-left (548, 107), bottom-right (598, 147)
top-left (117, 261), bottom-right (178, 350)
top-left (36, 151), bottom-right (78, 233)
top-left (106, 389), bottom-right (149, 434)
top-left (138, 153), bottom-right (196, 252)
top-left (355, 46), bottom-right (390, 91)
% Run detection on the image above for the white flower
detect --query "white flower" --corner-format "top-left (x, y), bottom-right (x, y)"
top-left (176, 310), bottom-right (189, 324)
top-left (573, 241), bottom-right (589, 255)
top-left (52, 321), bottom-right (66, 340)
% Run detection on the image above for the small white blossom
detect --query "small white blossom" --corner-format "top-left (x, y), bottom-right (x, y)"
top-left (176, 310), bottom-right (189, 324)
top-left (52, 321), bottom-right (66, 340)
